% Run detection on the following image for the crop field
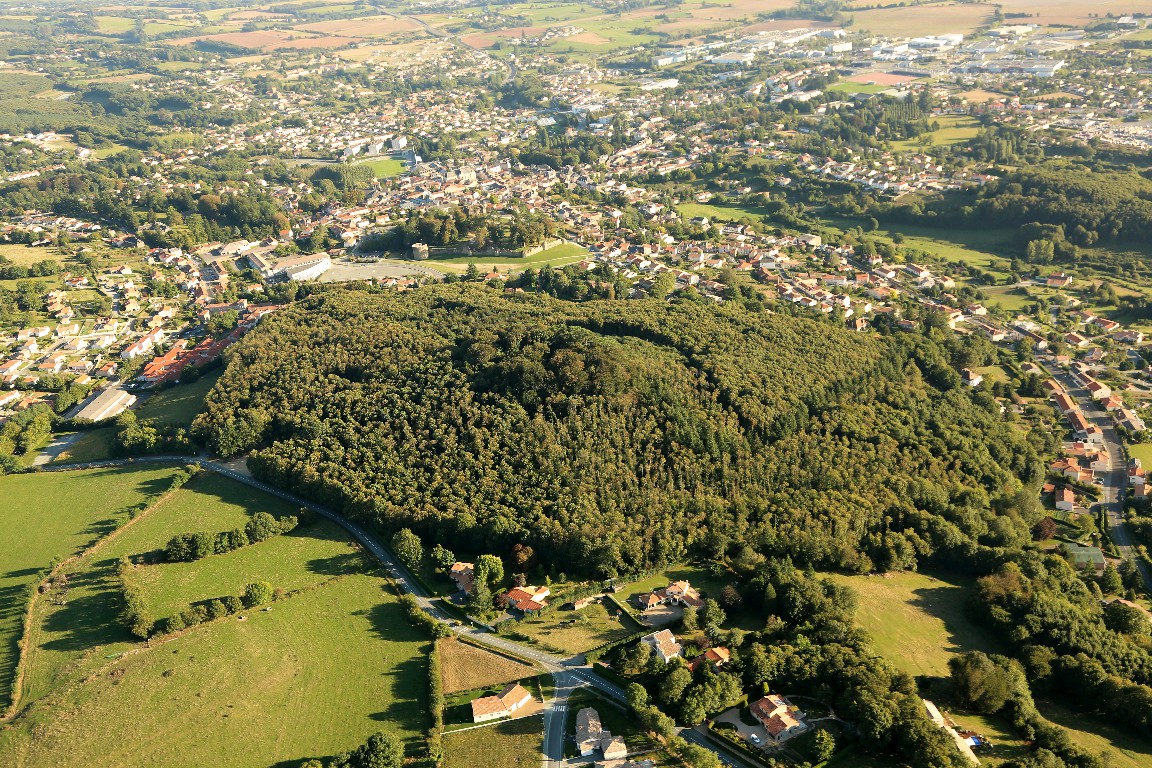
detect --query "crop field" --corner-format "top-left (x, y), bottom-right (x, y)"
top-left (1, 574), bottom-right (428, 768)
top-left (0, 465), bottom-right (184, 709)
top-left (296, 16), bottom-right (424, 37)
top-left (437, 637), bottom-right (537, 694)
top-left (443, 713), bottom-right (543, 768)
top-left (995, 0), bottom-right (1140, 27)
top-left (826, 571), bottom-right (1001, 679)
top-left (852, 3), bottom-right (994, 37)
top-left (179, 29), bottom-right (358, 51)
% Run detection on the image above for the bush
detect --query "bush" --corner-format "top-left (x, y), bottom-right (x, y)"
top-left (163, 512), bottom-right (297, 562)
top-left (117, 557), bottom-right (153, 639)
top-left (243, 581), bottom-right (274, 607)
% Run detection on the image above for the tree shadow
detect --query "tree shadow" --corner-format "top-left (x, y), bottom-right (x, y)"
top-left (38, 559), bottom-right (130, 653)
top-left (4, 567), bottom-right (43, 579)
top-left (304, 552), bottom-right (365, 577)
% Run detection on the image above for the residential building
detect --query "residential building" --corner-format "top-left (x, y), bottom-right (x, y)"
top-left (640, 629), bottom-right (682, 663)
top-left (750, 693), bottom-right (808, 742)
top-left (470, 683), bottom-right (533, 723)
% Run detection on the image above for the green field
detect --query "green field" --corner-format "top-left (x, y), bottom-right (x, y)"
top-left (0, 465), bottom-right (184, 709)
top-left (136, 369), bottom-right (224, 426)
top-left (431, 241), bottom-right (587, 269)
top-left (891, 115), bottom-right (983, 152)
top-left (18, 471), bottom-right (334, 705)
top-left (356, 157), bottom-right (406, 178)
top-left (1129, 443), bottom-right (1152, 466)
top-left (1040, 700), bottom-right (1152, 768)
top-left (826, 571), bottom-right (1001, 679)
top-left (1, 574), bottom-right (428, 768)
top-left (442, 713), bottom-right (543, 768)
top-left (508, 600), bottom-right (636, 655)
top-left (678, 200), bottom-right (772, 224)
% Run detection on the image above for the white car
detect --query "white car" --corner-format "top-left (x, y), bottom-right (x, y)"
top-left (749, 734), bottom-right (762, 745)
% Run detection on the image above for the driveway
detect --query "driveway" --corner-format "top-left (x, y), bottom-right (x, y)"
top-left (714, 707), bottom-right (769, 746)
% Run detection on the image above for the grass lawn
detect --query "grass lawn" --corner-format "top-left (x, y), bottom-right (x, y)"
top-left (1, 573), bottom-right (429, 768)
top-left (944, 711), bottom-right (1031, 766)
top-left (891, 115), bottom-right (983, 152)
top-left (442, 713), bottom-right (543, 768)
top-left (1129, 444), bottom-right (1152, 466)
top-left (825, 571), bottom-right (1001, 679)
top-left (355, 157), bottom-right (406, 178)
top-left (50, 427), bottom-right (117, 464)
top-left (430, 241), bottom-right (587, 270)
top-left (135, 369), bottom-right (223, 426)
top-left (437, 637), bottom-right (538, 694)
top-left (0, 465), bottom-right (184, 709)
top-left (508, 601), bottom-right (637, 655)
top-left (1039, 700), bottom-right (1152, 768)
top-left (678, 201), bottom-right (772, 224)
top-left (983, 285), bottom-right (1034, 312)
top-left (0, 243), bottom-right (71, 266)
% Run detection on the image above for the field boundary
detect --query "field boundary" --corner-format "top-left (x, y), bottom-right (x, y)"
top-left (1, 464), bottom-right (190, 722)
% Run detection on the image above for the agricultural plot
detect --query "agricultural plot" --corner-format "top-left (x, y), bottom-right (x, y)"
top-left (437, 637), bottom-right (538, 694)
top-left (851, 3), bottom-right (994, 37)
top-left (1, 574), bottom-right (428, 768)
top-left (296, 16), bottom-right (424, 37)
top-left (0, 465), bottom-right (184, 709)
top-left (995, 0), bottom-right (1139, 27)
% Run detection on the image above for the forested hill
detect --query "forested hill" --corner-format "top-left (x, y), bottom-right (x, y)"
top-left (194, 285), bottom-right (1042, 578)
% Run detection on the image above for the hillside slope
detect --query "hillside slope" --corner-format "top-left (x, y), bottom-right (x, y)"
top-left (195, 285), bottom-right (1041, 577)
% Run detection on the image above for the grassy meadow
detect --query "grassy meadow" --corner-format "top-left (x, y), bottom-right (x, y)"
top-left (442, 713), bottom-right (543, 768)
top-left (1, 574), bottom-right (428, 768)
top-left (1, 467), bottom-right (430, 768)
top-left (826, 571), bottom-right (999, 679)
top-left (0, 465), bottom-right (184, 709)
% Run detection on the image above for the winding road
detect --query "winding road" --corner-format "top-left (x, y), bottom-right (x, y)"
top-left (37, 453), bottom-right (752, 768)
top-left (1041, 358), bottom-right (1152, 589)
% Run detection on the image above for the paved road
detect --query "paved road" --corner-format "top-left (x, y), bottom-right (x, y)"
top-left (1042, 360), bottom-right (1152, 588)
top-left (38, 455), bottom-right (753, 767)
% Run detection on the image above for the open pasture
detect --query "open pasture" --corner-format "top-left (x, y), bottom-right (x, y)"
top-left (0, 465), bottom-right (183, 709)
top-left (825, 571), bottom-right (1001, 679)
top-left (1, 574), bottom-right (428, 768)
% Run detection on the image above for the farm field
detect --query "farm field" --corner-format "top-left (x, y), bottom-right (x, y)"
top-left (0, 464), bottom-right (184, 709)
top-left (995, 0), bottom-right (1140, 27)
top-left (852, 3), bottom-right (994, 37)
top-left (296, 16), bottom-right (423, 37)
top-left (0, 573), bottom-right (429, 768)
top-left (825, 571), bottom-right (1001, 679)
top-left (442, 713), bottom-right (543, 768)
top-left (437, 637), bottom-right (538, 694)
top-left (0, 243), bottom-right (71, 266)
